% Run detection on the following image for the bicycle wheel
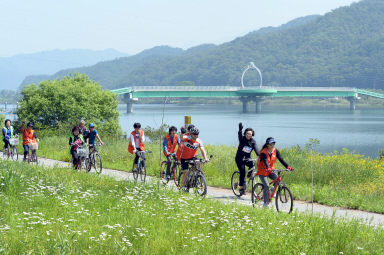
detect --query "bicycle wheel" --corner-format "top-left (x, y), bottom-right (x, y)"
top-left (159, 161), bottom-right (168, 185)
top-left (251, 183), bottom-right (264, 207)
top-left (132, 162), bottom-right (138, 180)
top-left (231, 171), bottom-right (241, 197)
top-left (85, 158), bottom-right (91, 172)
top-left (11, 146), bottom-right (18, 161)
top-left (34, 152), bottom-right (38, 165)
top-left (93, 153), bottom-right (102, 174)
top-left (177, 170), bottom-right (189, 192)
top-left (140, 162), bottom-right (146, 182)
top-left (275, 186), bottom-right (294, 213)
top-left (3, 147), bottom-right (9, 159)
top-left (194, 173), bottom-right (207, 197)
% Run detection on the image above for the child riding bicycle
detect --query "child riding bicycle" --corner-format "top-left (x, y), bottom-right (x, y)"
top-left (21, 121), bottom-right (37, 161)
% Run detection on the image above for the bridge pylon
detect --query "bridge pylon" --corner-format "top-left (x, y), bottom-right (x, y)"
top-left (240, 96), bottom-right (251, 113)
top-left (124, 94), bottom-right (136, 113)
top-left (347, 96), bottom-right (358, 111)
top-left (255, 97), bottom-right (264, 113)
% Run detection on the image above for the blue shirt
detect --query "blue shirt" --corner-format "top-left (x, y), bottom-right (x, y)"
top-left (163, 135), bottom-right (180, 154)
top-left (87, 129), bottom-right (98, 144)
top-left (2, 126), bottom-right (13, 138)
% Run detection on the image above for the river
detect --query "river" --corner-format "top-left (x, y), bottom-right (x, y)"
top-left (119, 103), bottom-right (384, 158)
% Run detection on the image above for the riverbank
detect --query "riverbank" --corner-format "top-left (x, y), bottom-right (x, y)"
top-left (3, 135), bottom-right (383, 213)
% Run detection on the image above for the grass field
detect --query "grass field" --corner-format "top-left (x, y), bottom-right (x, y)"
top-left (3, 135), bottom-right (384, 213)
top-left (0, 159), bottom-right (383, 254)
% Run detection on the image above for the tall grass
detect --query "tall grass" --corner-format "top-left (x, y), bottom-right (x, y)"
top-left (0, 160), bottom-right (383, 254)
top-left (3, 135), bottom-right (384, 213)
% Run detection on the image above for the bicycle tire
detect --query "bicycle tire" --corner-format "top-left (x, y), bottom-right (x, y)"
top-left (94, 153), bottom-right (102, 174)
top-left (3, 148), bottom-right (9, 159)
top-left (275, 186), bottom-right (294, 213)
top-left (231, 171), bottom-right (241, 197)
top-left (85, 158), bottom-right (91, 172)
top-left (177, 170), bottom-right (189, 192)
top-left (251, 183), bottom-right (264, 207)
top-left (140, 162), bottom-right (146, 182)
top-left (11, 146), bottom-right (18, 161)
top-left (159, 161), bottom-right (168, 185)
top-left (194, 173), bottom-right (207, 197)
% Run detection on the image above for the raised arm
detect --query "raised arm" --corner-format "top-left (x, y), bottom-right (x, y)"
top-left (238, 122), bottom-right (243, 143)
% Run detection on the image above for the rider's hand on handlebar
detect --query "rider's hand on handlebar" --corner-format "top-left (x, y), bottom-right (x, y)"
top-left (287, 166), bottom-right (294, 171)
top-left (100, 142), bottom-right (105, 146)
top-left (267, 168), bottom-right (273, 174)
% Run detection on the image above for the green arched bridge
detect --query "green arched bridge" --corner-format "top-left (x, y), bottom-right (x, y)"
top-left (110, 86), bottom-right (384, 113)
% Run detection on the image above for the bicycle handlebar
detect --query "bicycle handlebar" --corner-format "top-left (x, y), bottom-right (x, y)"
top-left (244, 158), bottom-right (258, 162)
top-left (272, 169), bottom-right (293, 173)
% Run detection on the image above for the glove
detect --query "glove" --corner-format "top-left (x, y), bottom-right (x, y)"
top-left (287, 166), bottom-right (294, 171)
top-left (239, 122), bottom-right (243, 131)
top-left (266, 168), bottom-right (272, 174)
top-left (5, 135), bottom-right (10, 139)
top-left (180, 127), bottom-right (186, 134)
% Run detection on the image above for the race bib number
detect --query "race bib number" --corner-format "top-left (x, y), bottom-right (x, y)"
top-left (242, 146), bottom-right (252, 153)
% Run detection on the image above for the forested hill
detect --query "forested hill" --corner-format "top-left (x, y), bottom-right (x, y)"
top-left (22, 0), bottom-right (384, 89)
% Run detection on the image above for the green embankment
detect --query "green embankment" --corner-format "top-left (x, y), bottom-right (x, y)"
top-left (0, 160), bottom-right (383, 254)
top-left (3, 135), bottom-right (383, 214)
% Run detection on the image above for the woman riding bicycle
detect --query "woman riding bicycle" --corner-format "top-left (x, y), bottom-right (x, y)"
top-left (163, 126), bottom-right (180, 181)
top-left (21, 121), bottom-right (37, 161)
top-left (256, 137), bottom-right (293, 208)
top-left (69, 126), bottom-right (86, 169)
top-left (235, 122), bottom-right (260, 196)
top-left (2, 119), bottom-right (16, 152)
top-left (128, 123), bottom-right (146, 169)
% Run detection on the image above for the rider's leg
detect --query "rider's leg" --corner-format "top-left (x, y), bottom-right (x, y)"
top-left (166, 155), bottom-right (172, 177)
top-left (3, 138), bottom-right (10, 150)
top-left (259, 175), bottom-right (270, 206)
top-left (23, 144), bottom-right (29, 160)
top-left (236, 159), bottom-right (246, 192)
top-left (133, 150), bottom-right (140, 169)
top-left (246, 161), bottom-right (255, 178)
top-left (180, 159), bottom-right (189, 188)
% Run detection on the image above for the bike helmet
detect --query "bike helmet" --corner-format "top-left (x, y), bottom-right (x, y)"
top-left (169, 126), bottom-right (177, 134)
top-left (133, 122), bottom-right (141, 129)
top-left (27, 122), bottom-right (34, 128)
top-left (187, 124), bottom-right (195, 132)
top-left (266, 137), bottom-right (276, 144)
top-left (189, 127), bottom-right (199, 135)
top-left (89, 123), bottom-right (95, 128)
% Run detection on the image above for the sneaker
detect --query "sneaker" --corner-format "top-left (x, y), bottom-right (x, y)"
top-left (247, 170), bottom-right (253, 178)
top-left (263, 202), bottom-right (269, 208)
top-left (239, 188), bottom-right (246, 196)
top-left (166, 175), bottom-right (171, 181)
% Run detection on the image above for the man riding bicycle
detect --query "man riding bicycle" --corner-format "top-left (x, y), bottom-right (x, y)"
top-left (21, 122), bottom-right (37, 161)
top-left (163, 126), bottom-right (180, 181)
top-left (235, 122), bottom-right (260, 196)
top-left (79, 120), bottom-right (88, 137)
top-left (128, 123), bottom-right (146, 169)
top-left (177, 127), bottom-right (209, 189)
top-left (256, 137), bottom-right (293, 208)
top-left (85, 123), bottom-right (104, 150)
top-left (2, 119), bottom-right (16, 152)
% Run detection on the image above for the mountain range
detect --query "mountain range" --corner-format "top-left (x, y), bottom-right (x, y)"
top-left (21, 0), bottom-right (384, 90)
top-left (0, 49), bottom-right (128, 90)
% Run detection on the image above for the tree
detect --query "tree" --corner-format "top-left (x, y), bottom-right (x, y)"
top-left (17, 73), bottom-right (121, 135)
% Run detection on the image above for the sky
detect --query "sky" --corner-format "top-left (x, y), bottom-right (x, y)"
top-left (0, 0), bottom-right (358, 57)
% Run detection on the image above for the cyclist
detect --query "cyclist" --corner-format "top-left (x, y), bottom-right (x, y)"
top-left (256, 137), bottom-right (293, 208)
top-left (69, 126), bottom-right (86, 169)
top-left (2, 119), bottom-right (16, 152)
top-left (21, 121), bottom-right (37, 161)
top-left (128, 122), bottom-right (146, 169)
top-left (86, 123), bottom-right (104, 148)
top-left (163, 126), bottom-right (181, 181)
top-left (79, 120), bottom-right (88, 136)
top-left (177, 127), bottom-right (209, 189)
top-left (235, 122), bottom-right (260, 196)
top-left (177, 124), bottom-right (196, 159)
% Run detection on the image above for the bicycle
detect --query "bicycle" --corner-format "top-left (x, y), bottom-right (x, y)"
top-left (27, 141), bottom-right (39, 165)
top-left (251, 169), bottom-right (294, 213)
top-left (2, 136), bottom-right (19, 160)
top-left (74, 146), bottom-right (89, 171)
top-left (177, 156), bottom-right (212, 197)
top-left (160, 153), bottom-right (181, 186)
top-left (231, 158), bottom-right (257, 197)
top-left (132, 150), bottom-right (152, 182)
top-left (87, 143), bottom-right (103, 174)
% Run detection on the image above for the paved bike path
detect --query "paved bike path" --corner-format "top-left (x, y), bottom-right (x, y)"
top-left (2, 153), bottom-right (384, 228)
